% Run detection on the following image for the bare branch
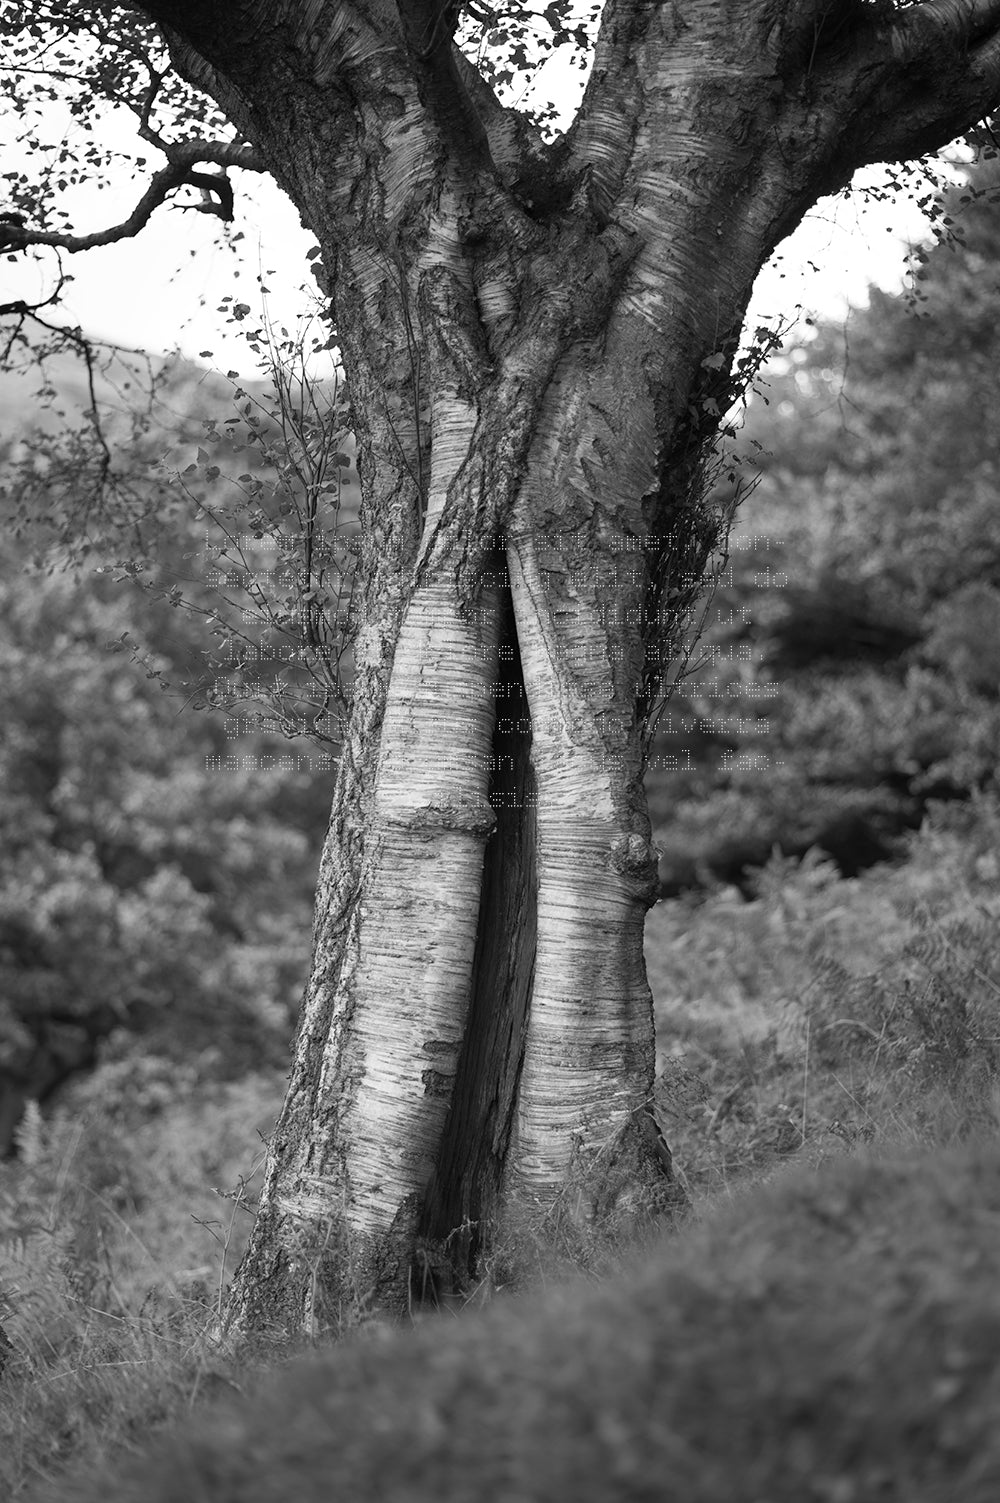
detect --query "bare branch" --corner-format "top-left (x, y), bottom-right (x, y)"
top-left (0, 266), bottom-right (69, 356)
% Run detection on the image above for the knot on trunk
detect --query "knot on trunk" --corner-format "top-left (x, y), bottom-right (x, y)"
top-left (608, 832), bottom-right (660, 903)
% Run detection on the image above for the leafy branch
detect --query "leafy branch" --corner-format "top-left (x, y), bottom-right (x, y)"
top-left (112, 309), bottom-right (361, 749)
top-left (0, 139), bottom-right (262, 255)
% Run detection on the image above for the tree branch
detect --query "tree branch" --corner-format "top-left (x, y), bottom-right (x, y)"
top-left (0, 139), bottom-right (263, 254)
top-left (887, 0), bottom-right (1000, 56)
top-left (0, 303), bottom-right (113, 488)
top-left (563, 0), bottom-right (650, 217)
top-left (837, 0), bottom-right (1000, 166)
top-left (450, 46), bottom-right (550, 190)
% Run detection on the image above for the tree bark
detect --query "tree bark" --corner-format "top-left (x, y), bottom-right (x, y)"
top-left (127, 0), bottom-right (1000, 1327)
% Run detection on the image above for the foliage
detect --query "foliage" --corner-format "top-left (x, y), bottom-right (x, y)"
top-left (0, 500), bottom-right (329, 1146)
top-left (0, 305), bottom-right (366, 1154)
top-left (649, 796), bottom-right (1000, 1196)
top-left (27, 1136), bottom-right (1000, 1503)
top-left (2, 301), bottom-right (361, 742)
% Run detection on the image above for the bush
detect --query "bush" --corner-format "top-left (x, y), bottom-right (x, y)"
top-left (648, 801), bottom-right (1000, 1193)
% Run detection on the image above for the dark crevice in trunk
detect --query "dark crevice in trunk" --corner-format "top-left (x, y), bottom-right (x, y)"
top-left (418, 576), bottom-right (536, 1283)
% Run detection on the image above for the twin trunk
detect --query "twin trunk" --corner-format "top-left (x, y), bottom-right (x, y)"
top-left (224, 381), bottom-right (696, 1331)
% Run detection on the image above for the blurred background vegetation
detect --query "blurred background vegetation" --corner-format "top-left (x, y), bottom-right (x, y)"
top-left (652, 160), bottom-right (1000, 893)
top-left (1, 160), bottom-right (1000, 1496)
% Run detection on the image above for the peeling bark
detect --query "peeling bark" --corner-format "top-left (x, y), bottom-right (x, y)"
top-left (123, 0), bottom-right (1000, 1328)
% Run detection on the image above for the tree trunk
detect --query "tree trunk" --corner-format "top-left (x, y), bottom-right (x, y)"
top-left (134, 0), bottom-right (1000, 1331)
top-left (219, 39), bottom-right (851, 1330)
top-left (224, 287), bottom-right (724, 1328)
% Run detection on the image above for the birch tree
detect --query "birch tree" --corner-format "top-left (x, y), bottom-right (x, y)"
top-left (4, 0), bottom-right (1000, 1327)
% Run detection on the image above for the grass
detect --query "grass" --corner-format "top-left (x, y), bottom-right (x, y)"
top-left (3, 798), bottom-right (999, 1500)
top-left (31, 1136), bottom-right (1000, 1503)
top-left (0, 1074), bottom-right (285, 1500)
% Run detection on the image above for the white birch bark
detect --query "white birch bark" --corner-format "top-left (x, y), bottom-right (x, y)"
top-left (508, 533), bottom-right (656, 1201)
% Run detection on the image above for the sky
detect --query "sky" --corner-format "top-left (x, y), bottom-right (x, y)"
top-left (3, 40), bottom-right (953, 376)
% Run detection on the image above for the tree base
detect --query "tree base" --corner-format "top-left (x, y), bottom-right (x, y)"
top-left (411, 1105), bottom-right (688, 1312)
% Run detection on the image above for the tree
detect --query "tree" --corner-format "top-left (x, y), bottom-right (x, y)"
top-left (4, 0), bottom-right (1000, 1328)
